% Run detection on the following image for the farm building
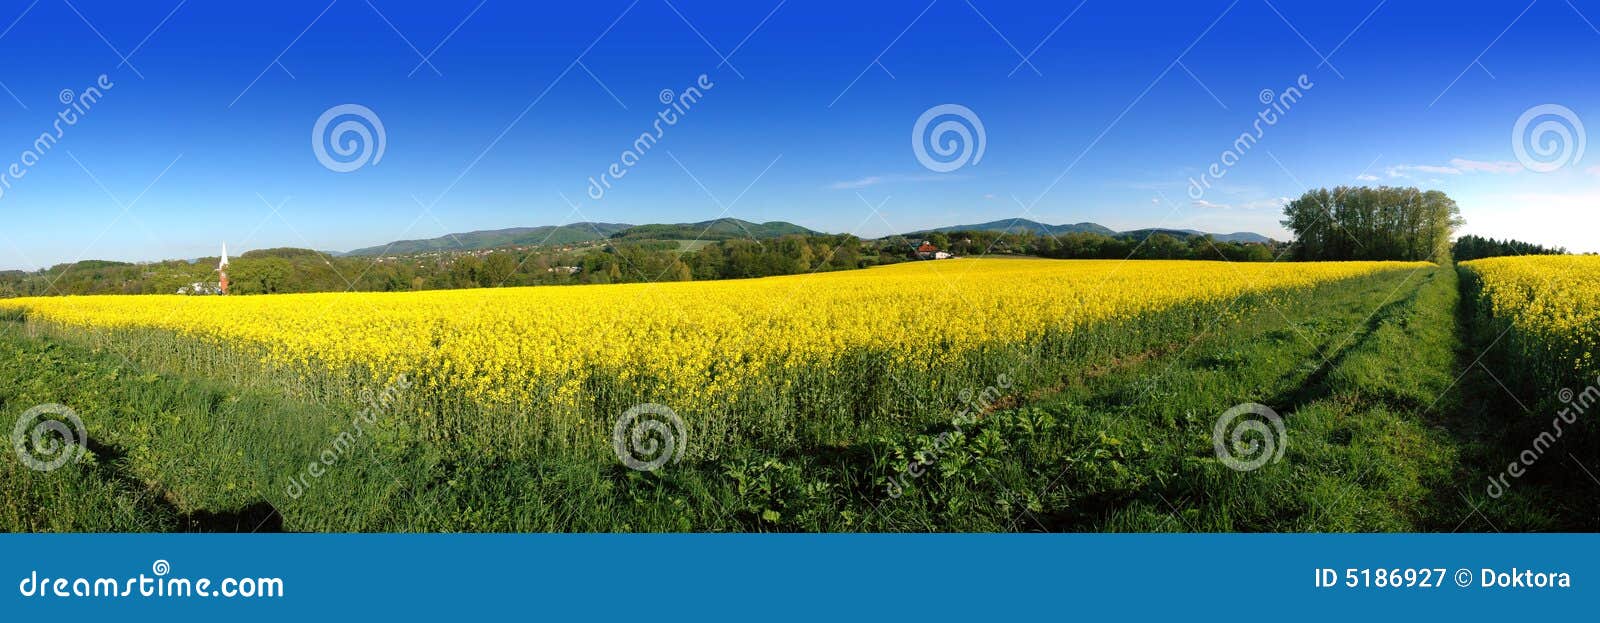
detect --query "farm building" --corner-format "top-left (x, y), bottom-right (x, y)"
top-left (915, 242), bottom-right (953, 260)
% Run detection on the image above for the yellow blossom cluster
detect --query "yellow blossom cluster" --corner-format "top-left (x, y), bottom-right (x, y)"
top-left (1463, 255), bottom-right (1600, 375)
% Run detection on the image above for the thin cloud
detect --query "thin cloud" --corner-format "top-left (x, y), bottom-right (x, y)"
top-left (826, 173), bottom-right (967, 190)
top-left (1386, 158), bottom-right (1525, 179)
top-left (828, 176), bottom-right (885, 190)
top-left (1355, 174), bottom-right (1380, 181)
top-left (1192, 197), bottom-right (1286, 210)
top-left (1388, 164), bottom-right (1460, 178)
top-left (1240, 197), bottom-right (1290, 210)
top-left (1449, 158), bottom-right (1523, 173)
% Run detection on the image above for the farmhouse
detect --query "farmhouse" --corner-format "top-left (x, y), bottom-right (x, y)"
top-left (915, 241), bottom-right (953, 260)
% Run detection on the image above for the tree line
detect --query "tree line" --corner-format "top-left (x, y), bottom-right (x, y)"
top-left (1280, 186), bottom-right (1461, 262)
top-left (0, 228), bottom-right (1291, 298)
top-left (0, 235), bottom-right (907, 297)
top-left (906, 230), bottom-right (1280, 262)
top-left (24, 184), bottom-right (1568, 298)
top-left (1451, 235), bottom-right (1567, 262)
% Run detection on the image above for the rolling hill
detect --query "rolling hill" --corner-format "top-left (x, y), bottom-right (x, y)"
top-left (1120, 228), bottom-right (1272, 244)
top-left (345, 223), bottom-right (633, 256)
top-left (912, 219), bottom-right (1117, 237)
top-left (915, 219), bottom-right (1272, 244)
top-left (608, 219), bottom-right (819, 241)
top-left (346, 219), bottom-right (821, 256)
top-left (342, 217), bottom-right (1265, 258)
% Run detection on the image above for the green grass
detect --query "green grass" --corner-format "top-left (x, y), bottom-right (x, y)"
top-left (1, 264), bottom-right (1589, 531)
top-left (1447, 265), bottom-right (1600, 529)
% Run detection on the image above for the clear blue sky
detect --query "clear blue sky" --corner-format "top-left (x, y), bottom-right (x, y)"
top-left (1, 0), bottom-right (1598, 269)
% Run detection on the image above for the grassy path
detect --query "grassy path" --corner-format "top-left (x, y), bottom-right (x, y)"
top-left (3, 264), bottom-right (1584, 531)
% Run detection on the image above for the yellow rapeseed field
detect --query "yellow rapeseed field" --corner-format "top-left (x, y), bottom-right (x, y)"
top-left (1462, 255), bottom-right (1600, 376)
top-left (0, 258), bottom-right (1421, 454)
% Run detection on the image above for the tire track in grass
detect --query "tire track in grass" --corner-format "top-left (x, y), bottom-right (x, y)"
top-left (1019, 267), bottom-right (1458, 531)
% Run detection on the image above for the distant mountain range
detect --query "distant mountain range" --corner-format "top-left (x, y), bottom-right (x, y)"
top-left (344, 219), bottom-right (825, 256)
top-left (341, 217), bottom-right (1270, 257)
top-left (344, 223), bottom-right (633, 256)
top-left (607, 219), bottom-right (819, 242)
top-left (910, 219), bottom-right (1272, 244)
top-left (913, 219), bottom-right (1118, 237)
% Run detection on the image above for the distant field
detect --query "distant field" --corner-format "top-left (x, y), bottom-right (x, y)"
top-left (2, 257), bottom-right (1594, 531)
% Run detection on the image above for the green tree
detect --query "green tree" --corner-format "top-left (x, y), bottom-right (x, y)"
top-left (1282, 186), bottom-right (1461, 262)
top-left (480, 252), bottom-right (517, 287)
top-left (450, 255), bottom-right (483, 288)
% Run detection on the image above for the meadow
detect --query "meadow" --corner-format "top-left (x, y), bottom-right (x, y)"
top-left (1, 257), bottom-right (1595, 531)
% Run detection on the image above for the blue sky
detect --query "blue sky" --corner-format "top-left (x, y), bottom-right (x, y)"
top-left (1, 0), bottom-right (1598, 269)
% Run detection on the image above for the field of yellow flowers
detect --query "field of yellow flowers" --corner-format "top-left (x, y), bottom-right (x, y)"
top-left (1461, 255), bottom-right (1600, 393)
top-left (0, 258), bottom-right (1422, 459)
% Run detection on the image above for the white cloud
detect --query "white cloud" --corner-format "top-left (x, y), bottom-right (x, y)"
top-left (1194, 197), bottom-right (1287, 210)
top-left (1239, 197), bottom-right (1290, 210)
top-left (1385, 158), bottom-right (1525, 179)
top-left (828, 176), bottom-right (885, 190)
top-left (1388, 164), bottom-right (1461, 178)
top-left (1449, 158), bottom-right (1523, 173)
top-left (827, 173), bottom-right (966, 190)
top-left (1355, 174), bottom-right (1380, 181)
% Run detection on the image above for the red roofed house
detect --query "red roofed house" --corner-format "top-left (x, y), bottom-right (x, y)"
top-left (915, 241), bottom-right (953, 260)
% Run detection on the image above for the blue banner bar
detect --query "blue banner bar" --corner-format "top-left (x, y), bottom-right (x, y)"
top-left (3, 534), bottom-right (1593, 620)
